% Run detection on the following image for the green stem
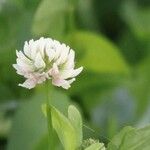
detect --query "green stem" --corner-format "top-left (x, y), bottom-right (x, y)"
top-left (45, 81), bottom-right (54, 149)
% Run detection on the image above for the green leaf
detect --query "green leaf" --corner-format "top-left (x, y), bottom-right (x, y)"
top-left (67, 31), bottom-right (129, 74)
top-left (107, 126), bottom-right (133, 150)
top-left (85, 143), bottom-right (106, 150)
top-left (32, 0), bottom-right (67, 38)
top-left (107, 125), bottom-right (150, 150)
top-left (51, 106), bottom-right (77, 150)
top-left (68, 105), bottom-right (83, 147)
top-left (7, 90), bottom-right (70, 150)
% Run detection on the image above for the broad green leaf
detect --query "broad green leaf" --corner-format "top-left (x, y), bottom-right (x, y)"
top-left (107, 125), bottom-right (150, 150)
top-left (107, 126), bottom-right (134, 150)
top-left (121, 1), bottom-right (150, 40)
top-left (32, 0), bottom-right (67, 38)
top-left (7, 90), bottom-right (70, 150)
top-left (67, 31), bottom-right (129, 74)
top-left (51, 106), bottom-right (77, 150)
top-left (68, 105), bottom-right (83, 147)
top-left (85, 143), bottom-right (106, 150)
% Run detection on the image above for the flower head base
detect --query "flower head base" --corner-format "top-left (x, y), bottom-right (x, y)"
top-left (13, 37), bottom-right (83, 89)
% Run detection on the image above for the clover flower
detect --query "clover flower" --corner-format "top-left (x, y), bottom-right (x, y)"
top-left (13, 37), bottom-right (83, 89)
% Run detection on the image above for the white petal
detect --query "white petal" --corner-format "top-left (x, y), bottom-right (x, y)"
top-left (16, 58), bottom-right (33, 71)
top-left (64, 49), bottom-right (75, 69)
top-left (38, 37), bottom-right (45, 57)
top-left (13, 64), bottom-right (24, 75)
top-left (45, 44), bottom-right (55, 61)
top-left (52, 77), bottom-right (75, 89)
top-left (60, 67), bottom-right (83, 79)
top-left (16, 50), bottom-right (32, 64)
top-left (68, 78), bottom-right (76, 84)
top-left (13, 37), bottom-right (83, 89)
top-left (60, 69), bottom-right (73, 79)
top-left (61, 78), bottom-right (75, 89)
top-left (49, 63), bottom-right (59, 76)
top-left (19, 78), bottom-right (37, 89)
top-left (29, 39), bottom-right (37, 59)
top-left (34, 72), bottom-right (47, 84)
top-left (53, 40), bottom-right (62, 59)
top-left (13, 64), bottom-right (33, 78)
top-left (13, 64), bottom-right (19, 70)
top-left (71, 67), bottom-right (83, 77)
top-left (34, 52), bottom-right (46, 69)
top-left (23, 41), bottom-right (31, 58)
top-left (37, 77), bottom-right (46, 84)
top-left (56, 45), bottom-right (70, 65)
top-left (52, 78), bottom-right (70, 89)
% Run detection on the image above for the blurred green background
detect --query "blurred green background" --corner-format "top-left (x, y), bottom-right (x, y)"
top-left (0, 0), bottom-right (150, 149)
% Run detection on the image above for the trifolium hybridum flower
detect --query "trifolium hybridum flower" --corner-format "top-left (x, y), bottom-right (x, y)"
top-left (13, 37), bottom-right (83, 89)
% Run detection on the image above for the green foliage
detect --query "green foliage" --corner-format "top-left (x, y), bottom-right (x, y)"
top-left (107, 125), bottom-right (150, 150)
top-left (51, 105), bottom-right (82, 150)
top-left (32, 0), bottom-right (98, 38)
top-left (51, 106), bottom-right (76, 150)
top-left (67, 31), bottom-right (129, 74)
top-left (68, 105), bottom-right (83, 147)
top-left (0, 0), bottom-right (33, 101)
top-left (32, 0), bottom-right (68, 38)
top-left (121, 0), bottom-right (150, 40)
top-left (85, 143), bottom-right (105, 150)
top-left (0, 0), bottom-right (150, 149)
top-left (7, 90), bottom-right (70, 150)
top-left (76, 0), bottom-right (98, 30)
top-left (81, 138), bottom-right (106, 150)
top-left (7, 94), bottom-right (48, 150)
top-left (50, 105), bottom-right (106, 150)
top-left (0, 111), bottom-right (11, 138)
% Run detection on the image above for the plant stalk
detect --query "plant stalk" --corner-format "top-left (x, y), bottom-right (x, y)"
top-left (45, 81), bottom-right (54, 149)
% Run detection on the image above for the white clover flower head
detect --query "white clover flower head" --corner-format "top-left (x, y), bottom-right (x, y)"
top-left (13, 37), bottom-right (83, 89)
